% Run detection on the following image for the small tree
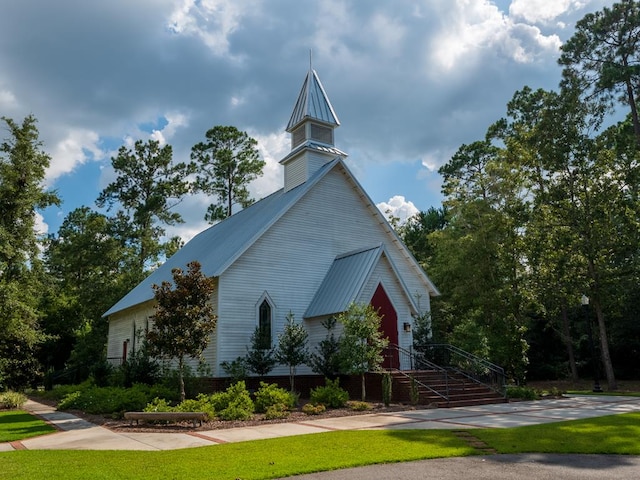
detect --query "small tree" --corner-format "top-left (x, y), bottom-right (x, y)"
top-left (338, 303), bottom-right (388, 401)
top-left (274, 311), bottom-right (309, 391)
top-left (245, 327), bottom-right (276, 378)
top-left (309, 316), bottom-right (342, 379)
top-left (147, 261), bottom-right (217, 401)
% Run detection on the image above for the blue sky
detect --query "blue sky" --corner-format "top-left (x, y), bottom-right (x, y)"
top-left (0, 0), bottom-right (613, 242)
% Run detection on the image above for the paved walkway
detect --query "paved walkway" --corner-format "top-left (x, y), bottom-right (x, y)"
top-left (1, 394), bottom-right (639, 451)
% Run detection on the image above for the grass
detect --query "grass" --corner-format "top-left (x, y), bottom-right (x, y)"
top-left (0, 429), bottom-right (475, 480)
top-left (0, 411), bottom-right (55, 442)
top-left (474, 412), bottom-right (640, 455)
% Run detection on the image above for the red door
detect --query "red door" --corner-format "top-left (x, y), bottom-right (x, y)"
top-left (370, 283), bottom-right (399, 369)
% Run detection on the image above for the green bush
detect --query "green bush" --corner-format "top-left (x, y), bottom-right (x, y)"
top-left (0, 391), bottom-right (27, 409)
top-left (143, 397), bottom-right (174, 412)
top-left (254, 382), bottom-right (297, 413)
top-left (302, 403), bottom-right (326, 415)
top-left (348, 401), bottom-right (372, 411)
top-left (506, 385), bottom-right (539, 400)
top-left (310, 378), bottom-right (349, 408)
top-left (210, 381), bottom-right (254, 420)
top-left (264, 403), bottom-right (290, 420)
top-left (175, 394), bottom-right (215, 420)
top-left (56, 384), bottom-right (169, 415)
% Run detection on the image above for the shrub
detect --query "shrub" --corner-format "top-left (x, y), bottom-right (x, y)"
top-left (144, 397), bottom-right (174, 412)
top-left (254, 382), bottom-right (297, 413)
top-left (382, 373), bottom-right (392, 407)
top-left (264, 403), bottom-right (290, 420)
top-left (506, 385), bottom-right (539, 400)
top-left (0, 391), bottom-right (27, 409)
top-left (220, 357), bottom-right (249, 383)
top-left (310, 378), bottom-right (348, 408)
top-left (210, 381), bottom-right (254, 421)
top-left (348, 401), bottom-right (372, 411)
top-left (302, 403), bottom-right (326, 415)
top-left (57, 384), bottom-right (164, 415)
top-left (175, 394), bottom-right (216, 420)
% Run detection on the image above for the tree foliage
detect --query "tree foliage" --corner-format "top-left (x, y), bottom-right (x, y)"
top-left (337, 303), bottom-right (388, 401)
top-left (97, 139), bottom-right (192, 275)
top-left (309, 316), bottom-right (342, 379)
top-left (244, 326), bottom-right (276, 378)
top-left (274, 311), bottom-right (309, 391)
top-left (147, 261), bottom-right (217, 401)
top-left (191, 125), bottom-right (265, 223)
top-left (0, 115), bottom-right (59, 389)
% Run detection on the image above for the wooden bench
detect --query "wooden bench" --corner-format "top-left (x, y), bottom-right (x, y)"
top-left (124, 411), bottom-right (207, 427)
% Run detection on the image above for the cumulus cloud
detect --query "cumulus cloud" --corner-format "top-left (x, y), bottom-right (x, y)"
top-left (167, 0), bottom-right (260, 58)
top-left (149, 112), bottom-right (189, 145)
top-left (47, 129), bottom-right (104, 184)
top-left (250, 130), bottom-right (288, 199)
top-left (429, 0), bottom-right (562, 71)
top-left (510, 0), bottom-right (588, 24)
top-left (377, 195), bottom-right (419, 225)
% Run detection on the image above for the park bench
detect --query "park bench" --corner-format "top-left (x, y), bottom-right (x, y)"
top-left (124, 411), bottom-right (207, 428)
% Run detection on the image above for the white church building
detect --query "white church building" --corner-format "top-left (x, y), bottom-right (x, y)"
top-left (104, 67), bottom-right (439, 379)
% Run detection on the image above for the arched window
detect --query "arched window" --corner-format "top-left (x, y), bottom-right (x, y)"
top-left (258, 299), bottom-right (272, 349)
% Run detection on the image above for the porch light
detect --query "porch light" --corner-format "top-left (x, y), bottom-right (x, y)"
top-left (403, 322), bottom-right (411, 332)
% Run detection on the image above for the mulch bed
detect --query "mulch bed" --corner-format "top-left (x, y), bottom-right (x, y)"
top-left (52, 400), bottom-right (427, 434)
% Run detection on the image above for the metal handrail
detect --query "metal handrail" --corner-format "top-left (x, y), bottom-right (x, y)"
top-left (416, 343), bottom-right (506, 396)
top-left (386, 344), bottom-right (450, 401)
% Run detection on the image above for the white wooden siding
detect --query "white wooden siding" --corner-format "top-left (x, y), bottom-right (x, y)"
top-left (216, 165), bottom-right (431, 375)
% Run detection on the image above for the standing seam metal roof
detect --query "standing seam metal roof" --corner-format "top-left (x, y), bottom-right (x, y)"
top-left (103, 158), bottom-right (341, 318)
top-left (287, 69), bottom-right (340, 131)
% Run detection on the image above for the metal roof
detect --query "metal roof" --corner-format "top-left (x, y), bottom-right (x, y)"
top-left (286, 69), bottom-right (340, 131)
top-left (279, 140), bottom-right (347, 165)
top-left (103, 158), bottom-right (341, 318)
top-left (304, 245), bottom-right (382, 319)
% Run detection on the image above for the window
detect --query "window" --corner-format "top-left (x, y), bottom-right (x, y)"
top-left (292, 125), bottom-right (305, 148)
top-left (258, 299), bottom-right (272, 349)
top-left (310, 123), bottom-right (332, 144)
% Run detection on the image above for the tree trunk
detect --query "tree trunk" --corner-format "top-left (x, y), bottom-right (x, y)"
top-left (592, 297), bottom-right (617, 390)
top-left (179, 357), bottom-right (186, 402)
top-left (560, 302), bottom-right (579, 382)
top-left (361, 373), bottom-right (366, 401)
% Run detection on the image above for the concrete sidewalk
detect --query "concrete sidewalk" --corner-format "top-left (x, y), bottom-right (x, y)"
top-left (1, 394), bottom-right (639, 451)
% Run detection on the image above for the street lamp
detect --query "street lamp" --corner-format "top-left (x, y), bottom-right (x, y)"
top-left (582, 295), bottom-right (603, 393)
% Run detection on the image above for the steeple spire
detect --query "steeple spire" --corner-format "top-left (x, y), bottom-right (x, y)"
top-left (281, 65), bottom-right (346, 192)
top-left (286, 67), bottom-right (340, 133)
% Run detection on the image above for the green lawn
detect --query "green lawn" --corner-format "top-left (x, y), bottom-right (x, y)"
top-left (0, 429), bottom-right (474, 480)
top-left (473, 412), bottom-right (640, 455)
top-left (0, 411), bottom-right (55, 442)
top-left (2, 412), bottom-right (640, 479)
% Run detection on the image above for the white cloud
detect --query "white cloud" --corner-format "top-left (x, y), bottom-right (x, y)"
top-left (149, 112), bottom-right (189, 145)
top-left (34, 211), bottom-right (48, 236)
top-left (47, 129), bottom-right (104, 184)
top-left (509, 0), bottom-right (587, 24)
top-left (249, 130), bottom-right (288, 199)
top-left (429, 0), bottom-right (562, 71)
top-left (167, 0), bottom-right (259, 58)
top-left (0, 88), bottom-right (18, 111)
top-left (377, 195), bottom-right (419, 225)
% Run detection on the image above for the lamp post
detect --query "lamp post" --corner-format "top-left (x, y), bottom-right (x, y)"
top-left (582, 295), bottom-right (603, 393)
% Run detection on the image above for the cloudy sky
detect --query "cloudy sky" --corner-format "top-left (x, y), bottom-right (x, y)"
top-left (0, 0), bottom-right (613, 241)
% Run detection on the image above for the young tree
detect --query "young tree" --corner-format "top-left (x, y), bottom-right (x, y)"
top-left (309, 316), bottom-right (342, 379)
top-left (274, 311), bottom-right (309, 391)
top-left (0, 115), bottom-right (59, 389)
top-left (337, 303), bottom-right (388, 401)
top-left (146, 261), bottom-right (217, 401)
top-left (191, 125), bottom-right (265, 223)
top-left (96, 139), bottom-right (192, 276)
top-left (244, 326), bottom-right (276, 378)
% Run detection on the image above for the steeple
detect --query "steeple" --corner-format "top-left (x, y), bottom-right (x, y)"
top-left (281, 66), bottom-right (346, 192)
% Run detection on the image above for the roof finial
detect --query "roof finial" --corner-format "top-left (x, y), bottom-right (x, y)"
top-left (309, 49), bottom-right (313, 72)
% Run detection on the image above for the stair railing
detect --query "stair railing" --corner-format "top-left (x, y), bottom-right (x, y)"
top-left (416, 344), bottom-right (506, 397)
top-left (386, 344), bottom-right (450, 402)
